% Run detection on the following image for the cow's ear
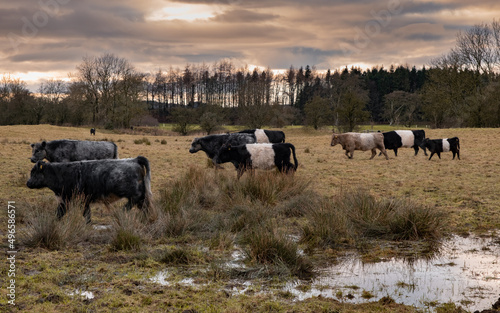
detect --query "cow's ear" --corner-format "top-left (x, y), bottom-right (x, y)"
top-left (36, 161), bottom-right (45, 171)
top-left (30, 143), bottom-right (34, 148)
top-left (41, 141), bottom-right (46, 148)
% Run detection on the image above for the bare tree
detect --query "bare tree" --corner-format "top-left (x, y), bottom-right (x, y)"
top-left (454, 23), bottom-right (496, 74)
top-left (72, 53), bottom-right (145, 128)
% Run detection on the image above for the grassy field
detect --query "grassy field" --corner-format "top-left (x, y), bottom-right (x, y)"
top-left (0, 124), bottom-right (499, 312)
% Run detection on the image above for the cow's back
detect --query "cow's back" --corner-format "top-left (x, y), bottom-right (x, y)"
top-left (73, 141), bottom-right (117, 161)
top-left (47, 140), bottom-right (116, 162)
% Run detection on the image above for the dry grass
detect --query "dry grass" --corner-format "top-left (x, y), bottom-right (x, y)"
top-left (0, 124), bottom-right (499, 312)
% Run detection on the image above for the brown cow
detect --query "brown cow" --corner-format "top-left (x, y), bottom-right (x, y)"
top-left (331, 132), bottom-right (389, 160)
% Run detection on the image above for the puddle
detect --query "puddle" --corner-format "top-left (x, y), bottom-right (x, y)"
top-left (150, 271), bottom-right (198, 287)
top-left (92, 224), bottom-right (112, 231)
top-left (69, 289), bottom-right (94, 300)
top-left (287, 234), bottom-right (500, 312)
top-left (149, 234), bottom-right (499, 312)
top-left (150, 270), bottom-right (170, 286)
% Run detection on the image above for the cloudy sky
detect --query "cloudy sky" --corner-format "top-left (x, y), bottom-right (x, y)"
top-left (1, 0), bottom-right (499, 90)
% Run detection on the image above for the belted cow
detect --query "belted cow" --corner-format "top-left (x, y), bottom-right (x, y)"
top-left (238, 129), bottom-right (286, 143)
top-left (189, 133), bottom-right (256, 167)
top-left (331, 132), bottom-right (389, 160)
top-left (30, 140), bottom-right (118, 163)
top-left (26, 156), bottom-right (152, 223)
top-left (216, 143), bottom-right (298, 179)
top-left (422, 137), bottom-right (460, 160)
top-left (382, 130), bottom-right (427, 156)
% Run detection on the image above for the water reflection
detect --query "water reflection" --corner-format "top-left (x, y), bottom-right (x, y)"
top-left (148, 234), bottom-right (499, 312)
top-left (286, 234), bottom-right (500, 312)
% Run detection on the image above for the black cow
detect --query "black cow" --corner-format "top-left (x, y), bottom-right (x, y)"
top-left (381, 130), bottom-right (427, 156)
top-left (216, 143), bottom-right (298, 179)
top-left (238, 129), bottom-right (286, 143)
top-left (26, 156), bottom-right (152, 223)
top-left (423, 137), bottom-right (460, 160)
top-left (189, 133), bottom-right (256, 167)
top-left (30, 140), bottom-right (118, 163)
top-left (90, 128), bottom-right (96, 135)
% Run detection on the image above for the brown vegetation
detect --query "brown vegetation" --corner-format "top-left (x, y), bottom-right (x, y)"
top-left (0, 124), bottom-right (499, 312)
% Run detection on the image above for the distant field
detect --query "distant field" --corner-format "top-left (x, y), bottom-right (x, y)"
top-left (1, 124), bottom-right (498, 233)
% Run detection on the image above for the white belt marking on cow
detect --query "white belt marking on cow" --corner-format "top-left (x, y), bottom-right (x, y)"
top-left (247, 144), bottom-right (275, 169)
top-left (395, 130), bottom-right (415, 148)
top-left (254, 129), bottom-right (270, 143)
top-left (442, 139), bottom-right (450, 152)
top-left (358, 133), bottom-right (376, 150)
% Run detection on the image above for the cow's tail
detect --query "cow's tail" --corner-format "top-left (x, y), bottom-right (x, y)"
top-left (281, 131), bottom-right (286, 143)
top-left (287, 143), bottom-right (298, 170)
top-left (136, 156), bottom-right (152, 209)
top-left (456, 137), bottom-right (460, 151)
top-left (112, 142), bottom-right (119, 159)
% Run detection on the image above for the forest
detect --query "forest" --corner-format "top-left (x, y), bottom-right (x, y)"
top-left (1, 21), bottom-right (499, 131)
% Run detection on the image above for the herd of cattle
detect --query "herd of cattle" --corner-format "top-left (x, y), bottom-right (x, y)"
top-left (26, 128), bottom-right (460, 222)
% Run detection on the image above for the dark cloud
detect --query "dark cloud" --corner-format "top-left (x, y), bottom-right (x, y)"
top-left (405, 33), bottom-right (444, 41)
top-left (1, 0), bottom-right (500, 90)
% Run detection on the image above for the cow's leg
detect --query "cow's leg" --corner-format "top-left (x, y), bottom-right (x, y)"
top-left (212, 157), bottom-right (224, 169)
top-left (394, 148), bottom-right (398, 157)
top-left (124, 199), bottom-right (133, 211)
top-left (56, 201), bottom-right (67, 219)
top-left (236, 167), bottom-right (245, 180)
top-left (413, 146), bottom-right (418, 156)
top-left (437, 152), bottom-right (441, 159)
top-left (428, 152), bottom-right (435, 160)
top-left (379, 148), bottom-right (389, 160)
top-left (457, 149), bottom-right (460, 160)
top-left (370, 149), bottom-right (376, 159)
top-left (83, 203), bottom-right (91, 224)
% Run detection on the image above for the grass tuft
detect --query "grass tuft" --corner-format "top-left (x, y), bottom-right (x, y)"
top-left (21, 196), bottom-right (91, 250)
top-left (240, 222), bottom-right (313, 279)
top-left (301, 189), bottom-right (446, 251)
top-left (133, 137), bottom-right (151, 145)
top-left (110, 209), bottom-right (148, 251)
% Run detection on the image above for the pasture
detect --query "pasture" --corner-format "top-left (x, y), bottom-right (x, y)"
top-left (0, 124), bottom-right (499, 312)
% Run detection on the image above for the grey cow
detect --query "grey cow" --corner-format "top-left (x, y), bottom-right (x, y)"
top-left (27, 156), bottom-right (152, 223)
top-left (30, 140), bottom-right (118, 163)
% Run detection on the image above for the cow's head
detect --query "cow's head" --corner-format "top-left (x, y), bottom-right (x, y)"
top-left (30, 141), bottom-right (47, 163)
top-left (330, 133), bottom-right (340, 147)
top-left (189, 138), bottom-right (201, 153)
top-left (26, 161), bottom-right (47, 189)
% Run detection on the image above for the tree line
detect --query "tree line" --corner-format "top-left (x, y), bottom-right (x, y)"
top-left (1, 20), bottom-right (499, 131)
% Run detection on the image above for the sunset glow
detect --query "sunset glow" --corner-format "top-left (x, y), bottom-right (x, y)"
top-left (1, 1), bottom-right (499, 91)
